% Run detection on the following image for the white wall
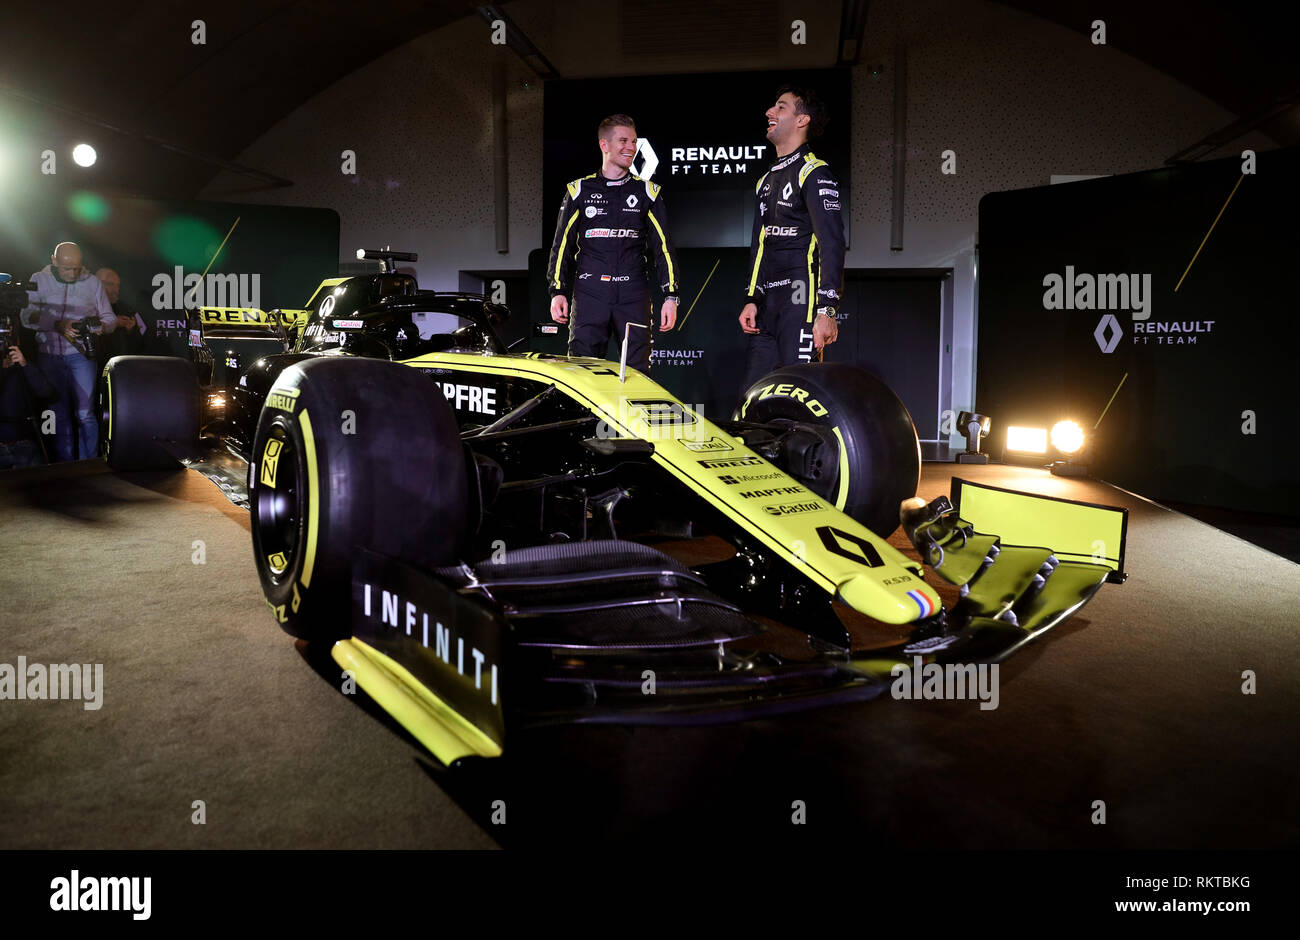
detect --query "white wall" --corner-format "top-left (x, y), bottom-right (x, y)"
top-left (202, 0), bottom-right (1273, 442)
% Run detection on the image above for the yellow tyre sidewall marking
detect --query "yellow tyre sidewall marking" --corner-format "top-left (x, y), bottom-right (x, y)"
top-left (831, 426), bottom-right (849, 510)
top-left (260, 435), bottom-right (287, 574)
top-left (257, 411), bottom-right (318, 598)
top-left (297, 409), bottom-right (319, 590)
top-left (260, 437), bottom-right (282, 488)
top-left (105, 372), bottom-right (113, 444)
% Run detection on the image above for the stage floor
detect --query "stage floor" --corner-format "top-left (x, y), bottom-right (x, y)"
top-left (0, 459), bottom-right (1296, 849)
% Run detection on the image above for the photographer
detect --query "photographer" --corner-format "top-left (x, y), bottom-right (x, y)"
top-left (0, 344), bottom-right (53, 469)
top-left (19, 242), bottom-right (115, 461)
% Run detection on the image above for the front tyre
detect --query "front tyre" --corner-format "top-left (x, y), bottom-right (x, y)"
top-left (250, 357), bottom-right (469, 642)
top-left (736, 363), bottom-right (920, 537)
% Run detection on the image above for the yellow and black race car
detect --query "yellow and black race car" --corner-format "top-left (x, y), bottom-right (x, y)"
top-left (100, 248), bottom-right (1126, 765)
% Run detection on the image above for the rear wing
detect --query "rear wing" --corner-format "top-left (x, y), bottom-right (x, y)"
top-left (197, 306), bottom-right (310, 340)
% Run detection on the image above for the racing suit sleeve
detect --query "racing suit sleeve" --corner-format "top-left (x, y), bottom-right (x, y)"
top-left (547, 190), bottom-right (581, 298)
top-left (645, 190), bottom-right (680, 297)
top-left (744, 172), bottom-right (769, 310)
top-left (803, 169), bottom-right (846, 310)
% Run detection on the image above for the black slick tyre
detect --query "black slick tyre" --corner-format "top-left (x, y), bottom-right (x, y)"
top-left (736, 363), bottom-right (920, 537)
top-left (249, 357), bottom-right (469, 642)
top-left (102, 355), bottom-right (200, 470)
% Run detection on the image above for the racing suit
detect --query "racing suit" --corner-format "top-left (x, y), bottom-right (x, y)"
top-left (741, 143), bottom-right (846, 389)
top-left (547, 171), bottom-right (680, 372)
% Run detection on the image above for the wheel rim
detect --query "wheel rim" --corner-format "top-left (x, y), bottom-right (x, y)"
top-left (255, 423), bottom-right (304, 583)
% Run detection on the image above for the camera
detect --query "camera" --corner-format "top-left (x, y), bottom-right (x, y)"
top-left (0, 274), bottom-right (38, 353)
top-left (66, 317), bottom-right (102, 357)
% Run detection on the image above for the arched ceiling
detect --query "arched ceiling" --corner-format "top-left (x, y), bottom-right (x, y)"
top-left (1, 0), bottom-right (1293, 198)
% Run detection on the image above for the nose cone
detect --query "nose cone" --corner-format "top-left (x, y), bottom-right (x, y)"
top-left (837, 573), bottom-right (940, 625)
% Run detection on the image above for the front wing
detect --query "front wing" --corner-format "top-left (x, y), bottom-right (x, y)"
top-left (334, 482), bottom-right (1127, 765)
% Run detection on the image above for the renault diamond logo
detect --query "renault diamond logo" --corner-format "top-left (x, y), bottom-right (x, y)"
top-left (633, 138), bottom-right (659, 179)
top-left (626, 194), bottom-right (638, 208)
top-left (782, 181), bottom-right (793, 200)
top-left (1094, 313), bottom-right (1123, 354)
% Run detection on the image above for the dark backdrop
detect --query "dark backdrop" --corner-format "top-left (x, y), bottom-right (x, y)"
top-left (543, 68), bottom-right (852, 251)
top-left (977, 148), bottom-right (1299, 515)
top-left (528, 248), bottom-right (946, 428)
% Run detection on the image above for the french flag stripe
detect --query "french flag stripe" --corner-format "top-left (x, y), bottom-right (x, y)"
top-left (908, 589), bottom-right (934, 618)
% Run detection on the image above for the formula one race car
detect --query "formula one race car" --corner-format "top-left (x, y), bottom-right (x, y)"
top-left (101, 249), bottom-right (1127, 764)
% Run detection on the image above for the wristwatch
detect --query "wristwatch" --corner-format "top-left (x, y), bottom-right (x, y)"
top-left (665, 295), bottom-right (680, 305)
top-left (815, 306), bottom-right (838, 320)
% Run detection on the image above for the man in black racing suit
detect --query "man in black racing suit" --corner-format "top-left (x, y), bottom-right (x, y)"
top-left (738, 85), bottom-right (846, 390)
top-left (548, 114), bottom-right (680, 372)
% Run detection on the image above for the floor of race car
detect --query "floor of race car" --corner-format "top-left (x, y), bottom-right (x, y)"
top-left (1, 459), bottom-right (1296, 850)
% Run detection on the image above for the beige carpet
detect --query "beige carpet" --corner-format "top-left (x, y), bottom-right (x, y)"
top-left (0, 461), bottom-right (497, 849)
top-left (1, 460), bottom-right (1296, 848)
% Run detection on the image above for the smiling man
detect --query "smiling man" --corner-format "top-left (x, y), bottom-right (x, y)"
top-left (547, 114), bottom-right (680, 372)
top-left (738, 85), bottom-right (846, 390)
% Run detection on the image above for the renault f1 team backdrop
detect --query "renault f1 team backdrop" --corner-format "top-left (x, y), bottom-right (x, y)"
top-left (977, 147), bottom-right (1299, 517)
top-left (533, 69), bottom-right (852, 418)
top-left (542, 69), bottom-right (851, 248)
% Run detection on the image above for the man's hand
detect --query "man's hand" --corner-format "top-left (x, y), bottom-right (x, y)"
top-left (59, 319), bottom-right (80, 341)
top-left (659, 298), bottom-right (677, 332)
top-left (116, 314), bottom-right (136, 331)
top-left (550, 295), bottom-right (569, 324)
top-left (2, 347), bottom-right (25, 368)
top-left (738, 302), bottom-right (760, 334)
top-left (813, 311), bottom-right (839, 349)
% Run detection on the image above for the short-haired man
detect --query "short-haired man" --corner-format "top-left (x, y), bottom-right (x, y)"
top-left (94, 267), bottom-right (148, 359)
top-left (19, 242), bottom-right (116, 461)
top-left (547, 114), bottom-right (680, 372)
top-left (738, 85), bottom-right (845, 389)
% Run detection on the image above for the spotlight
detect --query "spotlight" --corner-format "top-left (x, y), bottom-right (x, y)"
top-left (1005, 426), bottom-right (1047, 456)
top-left (1051, 420), bottom-right (1084, 455)
top-left (1002, 425), bottom-right (1051, 467)
top-left (955, 412), bottom-right (991, 464)
top-left (72, 143), bottom-right (97, 167)
top-left (1050, 419), bottom-right (1090, 478)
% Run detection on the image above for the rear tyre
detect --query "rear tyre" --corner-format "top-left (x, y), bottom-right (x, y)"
top-left (736, 363), bottom-right (920, 537)
top-left (249, 357), bottom-right (469, 642)
top-left (102, 355), bottom-right (200, 470)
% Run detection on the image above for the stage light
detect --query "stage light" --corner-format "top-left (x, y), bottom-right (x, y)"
top-left (1006, 426), bottom-right (1048, 455)
top-left (955, 411), bottom-right (992, 464)
top-left (72, 143), bottom-right (96, 167)
top-left (1051, 420), bottom-right (1085, 455)
top-left (1050, 419), bottom-right (1091, 478)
